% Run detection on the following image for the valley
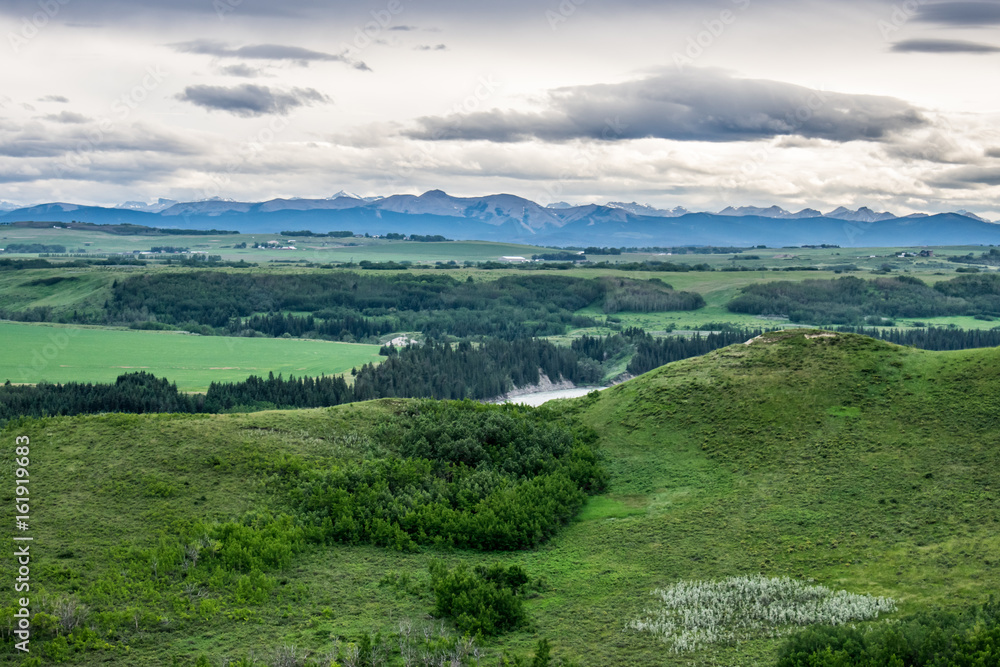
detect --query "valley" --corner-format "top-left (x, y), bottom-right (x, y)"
top-left (2, 231), bottom-right (1000, 665)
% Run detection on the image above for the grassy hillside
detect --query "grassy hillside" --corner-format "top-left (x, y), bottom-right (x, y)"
top-left (2, 331), bottom-right (999, 665)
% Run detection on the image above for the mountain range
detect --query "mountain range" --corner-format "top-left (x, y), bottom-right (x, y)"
top-left (1, 190), bottom-right (998, 248)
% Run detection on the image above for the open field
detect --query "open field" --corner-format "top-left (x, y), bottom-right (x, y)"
top-left (0, 321), bottom-right (383, 390)
top-left (0, 225), bottom-right (552, 263)
top-left (3, 331), bottom-right (999, 665)
top-left (3, 223), bottom-right (998, 270)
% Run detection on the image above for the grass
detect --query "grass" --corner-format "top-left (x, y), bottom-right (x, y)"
top-left (3, 330), bottom-right (1000, 665)
top-left (0, 268), bottom-right (114, 316)
top-left (0, 321), bottom-right (384, 390)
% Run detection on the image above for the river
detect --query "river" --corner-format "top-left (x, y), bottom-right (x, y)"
top-left (499, 386), bottom-right (607, 407)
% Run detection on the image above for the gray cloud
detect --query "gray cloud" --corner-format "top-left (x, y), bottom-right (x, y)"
top-left (44, 111), bottom-right (90, 124)
top-left (415, 44), bottom-right (447, 51)
top-left (891, 38), bottom-right (1000, 53)
top-left (171, 39), bottom-right (370, 71)
top-left (915, 1), bottom-right (1000, 26)
top-left (178, 84), bottom-right (330, 117)
top-left (987, 147), bottom-right (1000, 158)
top-left (38, 95), bottom-right (70, 103)
top-left (0, 122), bottom-right (196, 159)
top-left (388, 25), bottom-right (418, 31)
top-left (218, 64), bottom-right (263, 78)
top-left (931, 166), bottom-right (1000, 189)
top-left (408, 70), bottom-right (926, 144)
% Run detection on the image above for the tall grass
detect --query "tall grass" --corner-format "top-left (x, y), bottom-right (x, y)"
top-left (628, 575), bottom-right (895, 652)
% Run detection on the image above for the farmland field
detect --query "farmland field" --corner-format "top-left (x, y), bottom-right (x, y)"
top-left (0, 321), bottom-right (383, 391)
top-left (0, 225), bottom-right (552, 263)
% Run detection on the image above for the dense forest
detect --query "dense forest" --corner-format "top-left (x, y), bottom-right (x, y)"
top-left (101, 272), bottom-right (702, 340)
top-left (728, 274), bottom-right (1000, 324)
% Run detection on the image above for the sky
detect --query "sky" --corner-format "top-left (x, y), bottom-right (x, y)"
top-left (1, 0), bottom-right (998, 217)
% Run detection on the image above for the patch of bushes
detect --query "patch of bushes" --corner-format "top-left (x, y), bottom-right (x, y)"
top-left (776, 597), bottom-right (1000, 666)
top-left (429, 560), bottom-right (529, 636)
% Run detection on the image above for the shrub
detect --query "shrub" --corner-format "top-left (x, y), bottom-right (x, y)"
top-left (429, 560), bottom-right (529, 636)
top-left (776, 597), bottom-right (1000, 666)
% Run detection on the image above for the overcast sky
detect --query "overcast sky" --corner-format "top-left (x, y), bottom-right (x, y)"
top-left (1, 0), bottom-right (998, 216)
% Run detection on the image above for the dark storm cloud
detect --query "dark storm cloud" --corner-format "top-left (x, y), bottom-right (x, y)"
top-left (171, 40), bottom-right (369, 70)
top-left (931, 166), bottom-right (1000, 188)
top-left (891, 38), bottom-right (1000, 53)
top-left (914, 1), bottom-right (1000, 26)
top-left (407, 70), bottom-right (926, 144)
top-left (177, 84), bottom-right (330, 117)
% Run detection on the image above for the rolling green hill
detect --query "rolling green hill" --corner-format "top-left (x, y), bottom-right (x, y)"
top-left (2, 330), bottom-right (999, 666)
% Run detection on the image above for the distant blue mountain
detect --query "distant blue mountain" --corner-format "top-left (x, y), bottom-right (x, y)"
top-left (2, 193), bottom-right (998, 248)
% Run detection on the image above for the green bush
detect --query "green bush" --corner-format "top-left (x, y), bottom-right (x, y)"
top-left (776, 597), bottom-right (1000, 666)
top-left (429, 560), bottom-right (529, 636)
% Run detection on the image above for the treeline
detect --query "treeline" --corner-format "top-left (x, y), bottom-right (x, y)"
top-left (105, 272), bottom-right (702, 340)
top-left (626, 329), bottom-right (767, 375)
top-left (778, 598), bottom-right (1000, 666)
top-left (382, 233), bottom-right (451, 242)
top-left (3, 243), bottom-right (66, 253)
top-left (280, 230), bottom-right (354, 237)
top-left (352, 339), bottom-right (600, 401)
top-left (834, 325), bottom-right (1000, 350)
top-left (0, 373), bottom-right (202, 420)
top-left (948, 247), bottom-right (1000, 266)
top-left (602, 277), bottom-right (706, 313)
top-left (729, 274), bottom-right (1000, 324)
top-left (629, 246), bottom-right (761, 254)
top-left (532, 252), bottom-right (585, 261)
top-left (570, 328), bottom-right (768, 377)
top-left (587, 260), bottom-right (715, 272)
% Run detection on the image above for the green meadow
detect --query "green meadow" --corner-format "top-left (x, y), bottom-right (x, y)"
top-left (0, 322), bottom-right (383, 390)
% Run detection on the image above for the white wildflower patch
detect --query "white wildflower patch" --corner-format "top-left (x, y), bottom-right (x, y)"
top-left (628, 575), bottom-right (895, 653)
